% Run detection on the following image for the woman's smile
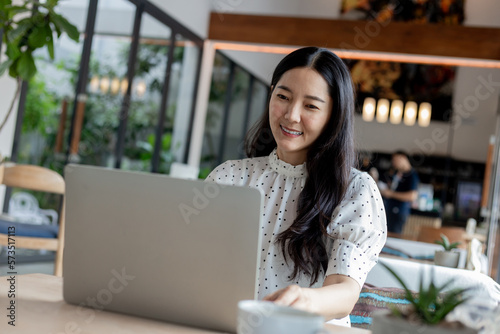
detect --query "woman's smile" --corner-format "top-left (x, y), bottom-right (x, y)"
top-left (269, 67), bottom-right (333, 165)
top-left (280, 125), bottom-right (303, 137)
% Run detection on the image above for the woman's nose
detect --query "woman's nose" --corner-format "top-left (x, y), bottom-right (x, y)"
top-left (285, 103), bottom-right (301, 123)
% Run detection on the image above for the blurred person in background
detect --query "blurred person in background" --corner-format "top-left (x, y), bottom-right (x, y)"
top-left (379, 151), bottom-right (419, 233)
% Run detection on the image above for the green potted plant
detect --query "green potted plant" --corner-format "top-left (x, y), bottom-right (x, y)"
top-left (371, 263), bottom-right (477, 334)
top-left (434, 234), bottom-right (461, 268)
top-left (0, 0), bottom-right (79, 132)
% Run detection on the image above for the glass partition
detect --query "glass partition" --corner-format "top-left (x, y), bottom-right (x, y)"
top-left (199, 52), bottom-right (231, 176)
top-left (199, 51), bottom-right (269, 177)
top-left (12, 0), bottom-right (203, 172)
top-left (120, 13), bottom-right (172, 172)
top-left (9, 0), bottom-right (90, 222)
top-left (166, 35), bottom-right (200, 170)
top-left (222, 66), bottom-right (250, 162)
top-left (15, 4), bottom-right (88, 174)
top-left (247, 81), bottom-right (269, 134)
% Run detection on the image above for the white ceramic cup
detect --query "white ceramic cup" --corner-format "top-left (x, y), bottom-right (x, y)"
top-left (237, 300), bottom-right (327, 334)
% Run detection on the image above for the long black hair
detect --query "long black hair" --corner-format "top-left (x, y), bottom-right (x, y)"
top-left (245, 47), bottom-right (356, 285)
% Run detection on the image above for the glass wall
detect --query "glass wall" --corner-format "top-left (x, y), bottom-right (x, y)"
top-left (6, 0), bottom-right (91, 225)
top-left (199, 52), bottom-right (231, 177)
top-left (167, 36), bottom-right (200, 169)
top-left (15, 5), bottom-right (88, 174)
top-left (7, 0), bottom-right (203, 213)
top-left (9, 0), bottom-right (267, 186)
top-left (11, 0), bottom-right (203, 175)
top-left (199, 51), bottom-right (269, 178)
top-left (119, 26), bottom-right (200, 174)
top-left (246, 80), bottom-right (269, 142)
top-left (75, 0), bottom-right (135, 169)
top-left (81, 33), bottom-right (132, 167)
top-left (221, 66), bottom-right (250, 162)
top-left (120, 12), bottom-right (172, 172)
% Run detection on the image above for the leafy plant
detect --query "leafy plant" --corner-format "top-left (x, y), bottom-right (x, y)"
top-left (435, 234), bottom-right (461, 251)
top-left (134, 132), bottom-right (175, 174)
top-left (0, 0), bottom-right (79, 132)
top-left (22, 71), bottom-right (60, 134)
top-left (382, 263), bottom-right (469, 325)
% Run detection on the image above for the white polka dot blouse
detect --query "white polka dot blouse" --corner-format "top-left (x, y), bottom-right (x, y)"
top-left (205, 148), bottom-right (387, 326)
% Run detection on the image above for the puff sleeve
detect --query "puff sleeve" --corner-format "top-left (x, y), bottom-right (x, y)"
top-left (324, 170), bottom-right (387, 288)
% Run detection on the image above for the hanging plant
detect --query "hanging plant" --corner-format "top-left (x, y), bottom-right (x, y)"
top-left (0, 0), bottom-right (79, 132)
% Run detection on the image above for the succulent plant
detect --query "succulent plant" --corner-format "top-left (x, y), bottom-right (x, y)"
top-left (382, 263), bottom-right (469, 325)
top-left (435, 234), bottom-right (461, 251)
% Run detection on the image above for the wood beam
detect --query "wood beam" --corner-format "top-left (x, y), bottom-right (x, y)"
top-left (208, 13), bottom-right (500, 63)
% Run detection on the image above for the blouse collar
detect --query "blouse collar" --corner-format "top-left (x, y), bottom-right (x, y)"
top-left (269, 149), bottom-right (307, 178)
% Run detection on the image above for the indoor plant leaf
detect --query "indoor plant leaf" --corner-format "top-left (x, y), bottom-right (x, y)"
top-left (0, 0), bottom-right (79, 135)
top-left (380, 263), bottom-right (417, 306)
top-left (0, 0), bottom-right (12, 7)
top-left (379, 263), bottom-right (471, 328)
top-left (0, 0), bottom-right (13, 13)
top-left (45, 0), bottom-right (58, 10)
top-left (8, 58), bottom-right (18, 77)
top-left (5, 44), bottom-right (20, 60)
top-left (6, 18), bottom-right (32, 43)
top-left (0, 59), bottom-right (14, 76)
top-left (3, 5), bottom-right (31, 18)
top-left (46, 24), bottom-right (54, 59)
top-left (28, 21), bottom-right (48, 48)
top-left (16, 51), bottom-right (36, 80)
top-left (51, 19), bottom-right (62, 37)
top-left (50, 12), bottom-right (79, 41)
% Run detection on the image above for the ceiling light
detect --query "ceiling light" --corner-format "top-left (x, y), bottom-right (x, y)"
top-left (362, 97), bottom-right (376, 122)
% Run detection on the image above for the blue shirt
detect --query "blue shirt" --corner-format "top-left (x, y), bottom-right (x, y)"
top-left (385, 169), bottom-right (419, 216)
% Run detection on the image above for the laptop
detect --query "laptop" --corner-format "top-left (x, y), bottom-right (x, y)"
top-left (63, 164), bottom-right (263, 333)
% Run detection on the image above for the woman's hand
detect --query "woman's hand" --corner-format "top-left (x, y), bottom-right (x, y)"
top-left (262, 285), bottom-right (316, 313)
top-left (262, 275), bottom-right (361, 320)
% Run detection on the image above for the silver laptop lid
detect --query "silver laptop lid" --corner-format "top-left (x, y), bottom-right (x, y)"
top-left (63, 164), bottom-right (262, 333)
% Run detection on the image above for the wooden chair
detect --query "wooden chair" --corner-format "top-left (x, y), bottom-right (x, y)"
top-left (402, 215), bottom-right (442, 240)
top-left (416, 226), bottom-right (468, 249)
top-left (0, 163), bottom-right (65, 276)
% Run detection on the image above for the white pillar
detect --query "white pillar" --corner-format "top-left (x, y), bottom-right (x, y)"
top-left (171, 44), bottom-right (200, 163)
top-left (0, 54), bottom-right (20, 207)
top-left (187, 40), bottom-right (215, 168)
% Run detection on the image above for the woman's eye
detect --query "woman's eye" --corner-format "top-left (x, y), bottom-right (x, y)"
top-left (306, 104), bottom-right (319, 110)
top-left (277, 94), bottom-right (288, 100)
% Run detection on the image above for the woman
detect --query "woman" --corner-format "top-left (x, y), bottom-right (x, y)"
top-left (206, 47), bottom-right (386, 326)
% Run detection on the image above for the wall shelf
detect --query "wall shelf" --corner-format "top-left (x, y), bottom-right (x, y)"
top-left (208, 13), bottom-right (500, 67)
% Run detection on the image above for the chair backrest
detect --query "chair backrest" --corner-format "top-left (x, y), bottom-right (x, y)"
top-left (402, 214), bottom-right (442, 240)
top-left (0, 163), bottom-right (66, 276)
top-left (0, 164), bottom-right (64, 194)
top-left (417, 226), bottom-right (467, 249)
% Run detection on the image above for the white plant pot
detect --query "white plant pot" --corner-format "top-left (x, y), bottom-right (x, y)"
top-left (371, 311), bottom-right (477, 334)
top-left (434, 250), bottom-right (460, 268)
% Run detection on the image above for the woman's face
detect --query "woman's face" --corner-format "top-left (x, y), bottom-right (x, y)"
top-left (269, 67), bottom-right (333, 165)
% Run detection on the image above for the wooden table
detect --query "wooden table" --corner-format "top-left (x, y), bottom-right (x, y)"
top-left (0, 274), bottom-right (370, 333)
